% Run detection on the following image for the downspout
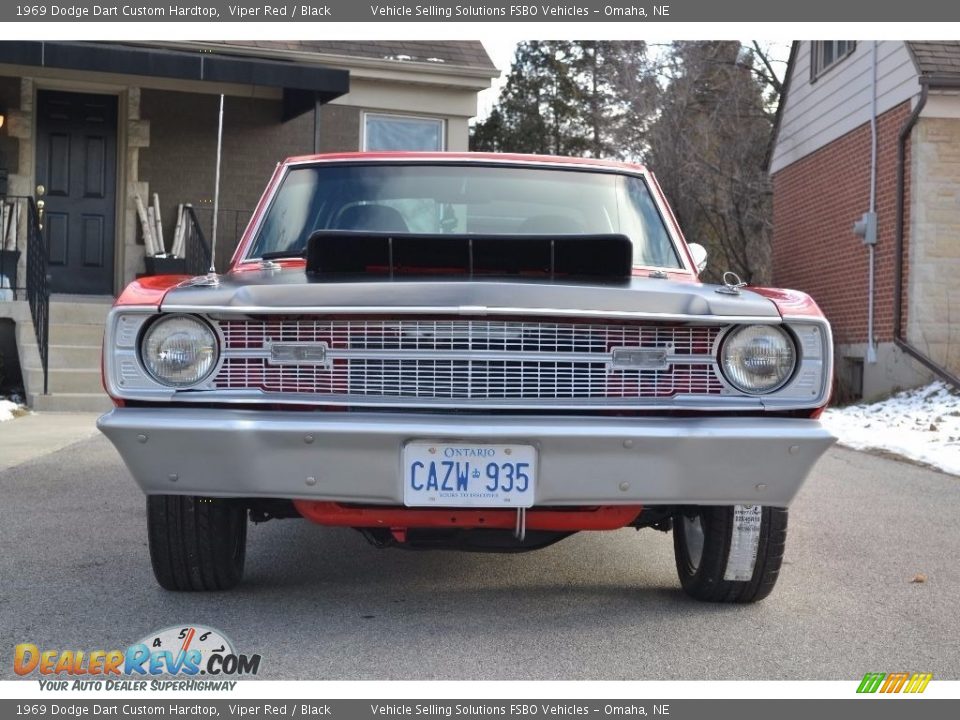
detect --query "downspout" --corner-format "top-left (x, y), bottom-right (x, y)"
top-left (894, 77), bottom-right (960, 387)
top-left (866, 41), bottom-right (879, 364)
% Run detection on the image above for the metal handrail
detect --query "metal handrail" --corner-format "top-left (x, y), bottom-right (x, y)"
top-left (23, 197), bottom-right (49, 394)
top-left (185, 206), bottom-right (253, 272)
top-left (0, 195), bottom-right (50, 395)
top-left (1, 195), bottom-right (49, 393)
top-left (182, 205), bottom-right (214, 277)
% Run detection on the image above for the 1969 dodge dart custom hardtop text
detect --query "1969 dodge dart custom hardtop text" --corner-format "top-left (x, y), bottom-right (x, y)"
top-left (98, 152), bottom-right (835, 601)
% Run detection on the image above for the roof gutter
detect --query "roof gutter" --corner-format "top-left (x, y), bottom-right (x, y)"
top-left (894, 77), bottom-right (960, 388)
top-left (161, 41), bottom-right (501, 82)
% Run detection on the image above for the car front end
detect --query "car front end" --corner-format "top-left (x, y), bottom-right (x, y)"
top-left (98, 153), bottom-right (835, 600)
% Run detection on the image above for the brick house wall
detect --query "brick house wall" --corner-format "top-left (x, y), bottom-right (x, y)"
top-left (771, 101), bottom-right (911, 348)
top-left (140, 89), bottom-right (333, 266)
top-left (770, 101), bottom-right (932, 397)
top-left (138, 90), bottom-right (413, 267)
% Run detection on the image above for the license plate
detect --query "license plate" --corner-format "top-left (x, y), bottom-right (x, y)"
top-left (402, 442), bottom-right (537, 508)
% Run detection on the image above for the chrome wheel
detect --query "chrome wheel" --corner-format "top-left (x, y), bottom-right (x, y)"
top-left (682, 514), bottom-right (705, 571)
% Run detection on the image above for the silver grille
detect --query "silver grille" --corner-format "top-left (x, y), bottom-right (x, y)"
top-left (213, 318), bottom-right (725, 404)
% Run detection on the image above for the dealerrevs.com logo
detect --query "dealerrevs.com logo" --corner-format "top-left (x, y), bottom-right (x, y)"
top-left (14, 625), bottom-right (261, 691)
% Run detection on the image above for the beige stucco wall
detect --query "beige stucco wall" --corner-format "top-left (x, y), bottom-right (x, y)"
top-left (333, 76), bottom-right (476, 151)
top-left (907, 110), bottom-right (960, 376)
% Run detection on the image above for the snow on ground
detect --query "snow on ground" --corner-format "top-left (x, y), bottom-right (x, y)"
top-left (1, 398), bottom-right (24, 423)
top-left (822, 381), bottom-right (960, 477)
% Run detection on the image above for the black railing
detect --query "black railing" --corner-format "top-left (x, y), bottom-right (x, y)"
top-left (1, 196), bottom-right (49, 393)
top-left (0, 196), bottom-right (50, 395)
top-left (23, 198), bottom-right (49, 395)
top-left (183, 205), bottom-right (214, 277)
top-left (186, 206), bottom-right (254, 272)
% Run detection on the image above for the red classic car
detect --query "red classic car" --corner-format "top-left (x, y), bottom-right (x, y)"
top-left (98, 152), bottom-right (835, 601)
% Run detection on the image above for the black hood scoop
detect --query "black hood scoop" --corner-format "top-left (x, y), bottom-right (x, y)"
top-left (305, 230), bottom-right (633, 282)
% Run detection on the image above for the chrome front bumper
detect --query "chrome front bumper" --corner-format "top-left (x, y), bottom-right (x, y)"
top-left (97, 408), bottom-right (835, 507)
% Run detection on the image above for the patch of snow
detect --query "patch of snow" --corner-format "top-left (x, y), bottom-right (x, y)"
top-left (425, 57), bottom-right (446, 63)
top-left (384, 54), bottom-right (414, 62)
top-left (1, 398), bottom-right (24, 423)
top-left (821, 381), bottom-right (960, 477)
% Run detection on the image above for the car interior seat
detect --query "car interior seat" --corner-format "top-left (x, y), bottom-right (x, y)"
top-left (333, 204), bottom-right (410, 233)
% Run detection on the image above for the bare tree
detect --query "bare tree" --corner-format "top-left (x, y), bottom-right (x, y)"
top-left (645, 41), bottom-right (779, 284)
top-left (473, 40), bottom-right (784, 284)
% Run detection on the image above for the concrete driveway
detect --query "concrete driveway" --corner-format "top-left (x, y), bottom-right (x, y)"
top-left (1, 427), bottom-right (957, 680)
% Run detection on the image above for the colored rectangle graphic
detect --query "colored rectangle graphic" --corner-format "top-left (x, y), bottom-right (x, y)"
top-left (857, 672), bottom-right (932, 693)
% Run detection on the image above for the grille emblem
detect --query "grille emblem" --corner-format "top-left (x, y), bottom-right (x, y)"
top-left (611, 347), bottom-right (671, 370)
top-left (268, 342), bottom-right (329, 366)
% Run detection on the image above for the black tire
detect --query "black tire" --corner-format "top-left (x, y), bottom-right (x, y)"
top-left (147, 495), bottom-right (247, 591)
top-left (673, 505), bottom-right (787, 603)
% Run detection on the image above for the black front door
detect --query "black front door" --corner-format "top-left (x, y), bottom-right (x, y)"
top-left (35, 90), bottom-right (117, 295)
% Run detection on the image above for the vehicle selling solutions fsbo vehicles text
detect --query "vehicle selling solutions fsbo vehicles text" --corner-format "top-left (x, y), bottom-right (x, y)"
top-left (368, 4), bottom-right (594, 17)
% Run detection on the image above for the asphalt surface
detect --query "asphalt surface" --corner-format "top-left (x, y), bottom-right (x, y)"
top-left (1, 434), bottom-right (958, 681)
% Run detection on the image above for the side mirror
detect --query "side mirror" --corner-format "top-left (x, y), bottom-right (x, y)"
top-left (688, 243), bottom-right (708, 273)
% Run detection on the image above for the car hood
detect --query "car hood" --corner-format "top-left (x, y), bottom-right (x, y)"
top-left (159, 269), bottom-right (780, 320)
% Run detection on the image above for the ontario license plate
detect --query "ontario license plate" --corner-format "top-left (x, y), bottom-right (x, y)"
top-left (402, 442), bottom-right (537, 508)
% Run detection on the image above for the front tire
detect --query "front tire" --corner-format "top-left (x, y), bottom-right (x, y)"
top-left (673, 505), bottom-right (787, 603)
top-left (147, 496), bottom-right (247, 591)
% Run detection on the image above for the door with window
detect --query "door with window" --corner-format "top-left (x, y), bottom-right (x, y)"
top-left (35, 90), bottom-right (117, 295)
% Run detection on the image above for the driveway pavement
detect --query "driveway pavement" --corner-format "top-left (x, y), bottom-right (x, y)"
top-left (0, 412), bottom-right (99, 471)
top-left (1, 430), bottom-right (957, 680)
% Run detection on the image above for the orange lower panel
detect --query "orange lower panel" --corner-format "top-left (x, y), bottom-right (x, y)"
top-left (293, 501), bottom-right (643, 531)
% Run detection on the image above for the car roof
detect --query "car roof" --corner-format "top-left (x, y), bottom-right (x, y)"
top-left (281, 151), bottom-right (648, 173)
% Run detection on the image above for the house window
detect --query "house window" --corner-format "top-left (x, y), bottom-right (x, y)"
top-left (363, 113), bottom-right (445, 152)
top-left (811, 41), bottom-right (856, 80)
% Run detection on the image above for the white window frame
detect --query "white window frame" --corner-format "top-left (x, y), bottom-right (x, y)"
top-left (810, 41), bottom-right (856, 81)
top-left (361, 112), bottom-right (446, 152)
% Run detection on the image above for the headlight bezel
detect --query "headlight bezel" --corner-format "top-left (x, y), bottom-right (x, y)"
top-left (138, 313), bottom-right (221, 389)
top-left (719, 323), bottom-right (799, 396)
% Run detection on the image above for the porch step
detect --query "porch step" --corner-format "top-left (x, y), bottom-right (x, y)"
top-left (41, 344), bottom-right (102, 369)
top-left (49, 322), bottom-right (105, 347)
top-left (49, 300), bottom-right (112, 326)
top-left (28, 392), bottom-right (114, 413)
top-left (22, 366), bottom-right (103, 394)
top-left (17, 297), bottom-right (112, 411)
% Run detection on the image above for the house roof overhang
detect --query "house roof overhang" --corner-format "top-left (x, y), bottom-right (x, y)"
top-left (0, 41), bottom-right (350, 120)
top-left (764, 41), bottom-right (798, 173)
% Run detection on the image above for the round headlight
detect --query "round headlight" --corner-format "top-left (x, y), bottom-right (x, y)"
top-left (720, 325), bottom-right (796, 394)
top-left (141, 315), bottom-right (219, 388)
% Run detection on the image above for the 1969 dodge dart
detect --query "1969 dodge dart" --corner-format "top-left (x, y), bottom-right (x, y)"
top-left (98, 152), bottom-right (835, 601)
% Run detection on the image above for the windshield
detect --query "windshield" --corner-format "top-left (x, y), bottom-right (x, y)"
top-left (247, 163), bottom-right (682, 269)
